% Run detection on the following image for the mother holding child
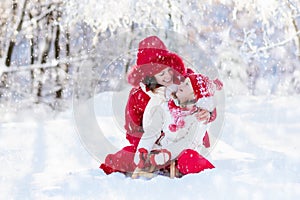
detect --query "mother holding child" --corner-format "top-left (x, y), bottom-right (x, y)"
top-left (100, 36), bottom-right (223, 178)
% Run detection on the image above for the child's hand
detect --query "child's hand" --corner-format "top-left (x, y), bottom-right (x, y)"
top-left (195, 109), bottom-right (210, 124)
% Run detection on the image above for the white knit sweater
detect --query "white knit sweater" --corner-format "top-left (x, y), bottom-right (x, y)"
top-left (134, 86), bottom-right (211, 165)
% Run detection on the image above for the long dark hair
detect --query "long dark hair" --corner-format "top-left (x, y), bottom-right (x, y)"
top-left (142, 76), bottom-right (163, 92)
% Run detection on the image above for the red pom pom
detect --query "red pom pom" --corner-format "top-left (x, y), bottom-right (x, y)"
top-left (169, 124), bottom-right (177, 132)
top-left (177, 119), bottom-right (185, 128)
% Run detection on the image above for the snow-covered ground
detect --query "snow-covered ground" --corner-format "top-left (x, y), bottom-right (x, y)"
top-left (0, 95), bottom-right (300, 199)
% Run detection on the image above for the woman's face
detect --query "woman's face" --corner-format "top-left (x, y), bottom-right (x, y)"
top-left (154, 67), bottom-right (174, 87)
top-left (176, 78), bottom-right (195, 103)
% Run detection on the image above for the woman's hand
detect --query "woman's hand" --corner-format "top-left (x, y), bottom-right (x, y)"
top-left (195, 109), bottom-right (211, 124)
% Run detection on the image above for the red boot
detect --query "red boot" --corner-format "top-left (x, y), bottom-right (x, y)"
top-left (99, 145), bottom-right (137, 174)
top-left (176, 149), bottom-right (214, 175)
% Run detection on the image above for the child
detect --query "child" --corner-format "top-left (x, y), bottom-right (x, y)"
top-left (133, 72), bottom-right (223, 176)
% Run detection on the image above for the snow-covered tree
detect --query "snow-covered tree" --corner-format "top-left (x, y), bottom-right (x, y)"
top-left (0, 0), bottom-right (300, 114)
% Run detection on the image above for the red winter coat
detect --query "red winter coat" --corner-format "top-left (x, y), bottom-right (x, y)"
top-left (100, 87), bottom-right (150, 174)
top-left (124, 86), bottom-right (217, 148)
top-left (124, 87), bottom-right (150, 147)
top-left (100, 86), bottom-right (217, 176)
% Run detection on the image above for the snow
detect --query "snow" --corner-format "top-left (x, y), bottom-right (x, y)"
top-left (1, 94), bottom-right (299, 199)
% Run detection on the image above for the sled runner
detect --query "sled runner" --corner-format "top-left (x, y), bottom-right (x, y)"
top-left (131, 160), bottom-right (177, 179)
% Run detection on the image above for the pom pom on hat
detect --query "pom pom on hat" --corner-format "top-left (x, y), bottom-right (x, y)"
top-left (127, 36), bottom-right (186, 87)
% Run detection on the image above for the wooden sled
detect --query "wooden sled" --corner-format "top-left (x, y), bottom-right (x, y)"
top-left (131, 160), bottom-right (177, 179)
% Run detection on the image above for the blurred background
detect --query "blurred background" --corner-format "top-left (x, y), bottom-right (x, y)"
top-left (0, 0), bottom-right (299, 119)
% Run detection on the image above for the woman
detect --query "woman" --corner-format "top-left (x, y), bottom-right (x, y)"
top-left (133, 73), bottom-right (222, 178)
top-left (99, 36), bottom-right (216, 176)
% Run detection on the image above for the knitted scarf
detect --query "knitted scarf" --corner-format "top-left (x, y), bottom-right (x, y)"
top-left (167, 99), bottom-right (198, 132)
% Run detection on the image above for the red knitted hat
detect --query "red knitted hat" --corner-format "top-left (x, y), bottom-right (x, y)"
top-left (127, 36), bottom-right (186, 87)
top-left (188, 73), bottom-right (215, 99)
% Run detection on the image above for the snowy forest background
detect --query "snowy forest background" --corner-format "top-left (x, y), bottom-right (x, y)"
top-left (0, 0), bottom-right (299, 119)
top-left (1, 0), bottom-right (300, 199)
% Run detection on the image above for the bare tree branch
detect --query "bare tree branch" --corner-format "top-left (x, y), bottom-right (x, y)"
top-left (22, 5), bottom-right (58, 30)
top-left (249, 31), bottom-right (300, 54)
top-left (0, 54), bottom-right (101, 74)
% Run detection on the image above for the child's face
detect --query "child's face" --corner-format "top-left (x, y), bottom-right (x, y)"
top-left (154, 67), bottom-right (174, 87)
top-left (176, 78), bottom-right (195, 103)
